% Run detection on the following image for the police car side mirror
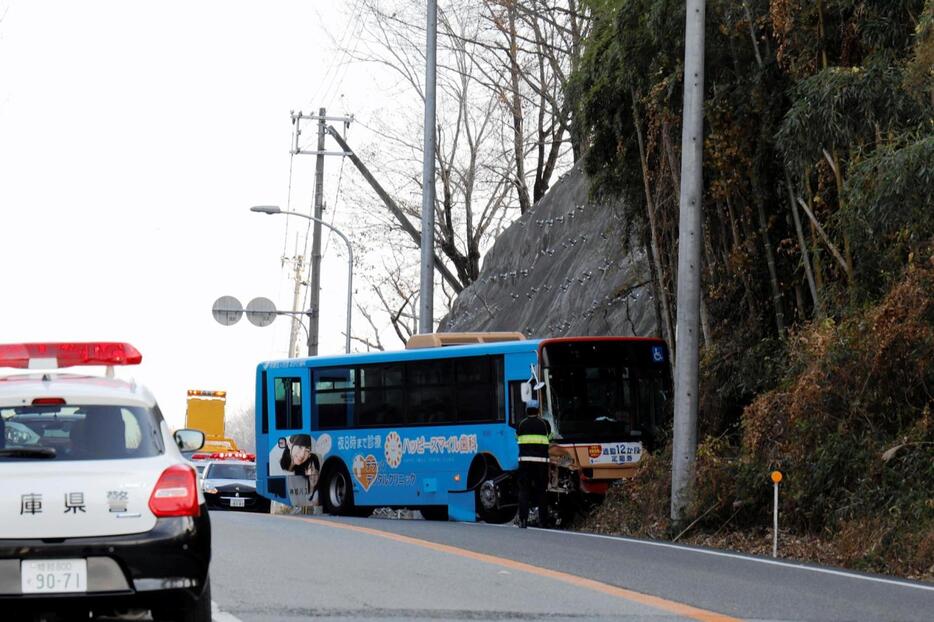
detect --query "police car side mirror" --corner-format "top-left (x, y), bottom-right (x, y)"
top-left (174, 429), bottom-right (205, 454)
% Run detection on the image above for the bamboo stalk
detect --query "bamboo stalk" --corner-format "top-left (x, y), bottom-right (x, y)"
top-left (796, 197), bottom-right (852, 280)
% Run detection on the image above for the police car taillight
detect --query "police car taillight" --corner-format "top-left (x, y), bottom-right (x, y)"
top-left (148, 465), bottom-right (200, 518)
top-left (0, 342), bottom-right (142, 369)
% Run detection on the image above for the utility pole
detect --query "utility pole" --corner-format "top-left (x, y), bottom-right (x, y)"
top-left (419, 0), bottom-right (438, 334)
top-left (671, 0), bottom-right (706, 529)
top-left (284, 246), bottom-right (305, 358)
top-left (308, 108), bottom-right (327, 357)
top-left (291, 109), bottom-right (354, 356)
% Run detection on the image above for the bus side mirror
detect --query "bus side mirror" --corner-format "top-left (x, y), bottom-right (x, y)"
top-left (520, 382), bottom-right (532, 403)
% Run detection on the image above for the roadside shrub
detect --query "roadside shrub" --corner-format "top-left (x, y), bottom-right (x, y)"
top-left (585, 252), bottom-right (934, 578)
top-left (739, 252), bottom-right (934, 573)
top-left (586, 443), bottom-right (672, 539)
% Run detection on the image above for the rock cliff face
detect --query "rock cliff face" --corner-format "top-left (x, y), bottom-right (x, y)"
top-left (439, 165), bottom-right (659, 338)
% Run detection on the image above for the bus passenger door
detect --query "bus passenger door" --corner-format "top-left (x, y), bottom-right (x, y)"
top-left (264, 370), bottom-right (311, 506)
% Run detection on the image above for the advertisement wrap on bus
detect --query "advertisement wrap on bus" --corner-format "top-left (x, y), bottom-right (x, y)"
top-left (254, 333), bottom-right (671, 524)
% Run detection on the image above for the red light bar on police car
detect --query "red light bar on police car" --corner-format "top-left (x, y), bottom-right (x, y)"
top-left (0, 343), bottom-right (142, 369)
top-left (208, 451), bottom-right (255, 461)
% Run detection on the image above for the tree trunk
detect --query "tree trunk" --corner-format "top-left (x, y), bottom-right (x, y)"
top-left (785, 169), bottom-right (821, 316)
top-left (755, 190), bottom-right (786, 338)
top-left (506, 0), bottom-right (531, 214)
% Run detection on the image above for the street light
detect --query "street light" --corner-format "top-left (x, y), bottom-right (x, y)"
top-left (250, 205), bottom-right (353, 354)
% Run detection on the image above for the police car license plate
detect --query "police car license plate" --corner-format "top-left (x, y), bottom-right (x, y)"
top-left (21, 559), bottom-right (87, 594)
top-left (230, 497), bottom-right (245, 508)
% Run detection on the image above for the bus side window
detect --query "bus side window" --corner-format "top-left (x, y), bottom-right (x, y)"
top-left (274, 377), bottom-right (303, 430)
top-left (316, 368), bottom-right (355, 429)
top-left (454, 356), bottom-right (505, 423)
top-left (357, 364), bottom-right (404, 427)
top-left (406, 359), bottom-right (455, 425)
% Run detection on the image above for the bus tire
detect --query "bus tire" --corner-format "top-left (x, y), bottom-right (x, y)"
top-left (322, 462), bottom-right (355, 516)
top-left (471, 458), bottom-right (517, 525)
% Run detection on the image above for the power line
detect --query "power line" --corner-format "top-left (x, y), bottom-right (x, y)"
top-left (309, 0), bottom-right (365, 109)
top-left (281, 151), bottom-right (297, 261)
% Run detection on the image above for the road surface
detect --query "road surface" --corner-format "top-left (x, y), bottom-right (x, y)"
top-left (208, 511), bottom-right (934, 621)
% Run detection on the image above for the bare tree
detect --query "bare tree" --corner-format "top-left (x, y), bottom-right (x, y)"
top-left (334, 0), bottom-right (583, 346)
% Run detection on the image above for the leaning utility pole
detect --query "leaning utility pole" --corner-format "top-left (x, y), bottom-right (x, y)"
top-left (671, 0), bottom-right (706, 528)
top-left (326, 127), bottom-right (463, 294)
top-left (419, 0), bottom-right (438, 334)
top-left (291, 109), bottom-right (354, 356)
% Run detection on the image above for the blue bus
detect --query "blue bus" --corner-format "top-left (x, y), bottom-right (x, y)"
top-left (254, 333), bottom-right (670, 523)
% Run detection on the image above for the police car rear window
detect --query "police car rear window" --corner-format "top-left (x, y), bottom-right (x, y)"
top-left (206, 463), bottom-right (256, 480)
top-left (0, 405), bottom-right (164, 461)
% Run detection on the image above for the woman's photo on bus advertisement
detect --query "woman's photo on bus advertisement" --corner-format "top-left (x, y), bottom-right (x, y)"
top-left (280, 434), bottom-right (320, 485)
top-left (276, 434), bottom-right (321, 505)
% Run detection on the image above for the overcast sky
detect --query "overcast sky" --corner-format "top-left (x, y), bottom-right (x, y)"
top-left (0, 1), bottom-right (393, 428)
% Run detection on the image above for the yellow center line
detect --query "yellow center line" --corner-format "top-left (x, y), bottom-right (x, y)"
top-left (287, 516), bottom-right (743, 622)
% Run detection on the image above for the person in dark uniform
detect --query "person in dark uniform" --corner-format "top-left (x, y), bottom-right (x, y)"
top-left (516, 398), bottom-right (551, 528)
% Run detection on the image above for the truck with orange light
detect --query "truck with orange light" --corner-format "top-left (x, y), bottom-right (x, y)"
top-left (185, 389), bottom-right (240, 455)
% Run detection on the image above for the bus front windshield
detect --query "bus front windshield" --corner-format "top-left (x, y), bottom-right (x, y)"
top-left (540, 341), bottom-right (670, 445)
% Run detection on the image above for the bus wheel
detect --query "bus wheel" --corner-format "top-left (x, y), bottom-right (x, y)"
top-left (474, 464), bottom-right (516, 524)
top-left (322, 463), bottom-right (355, 516)
top-left (479, 501), bottom-right (516, 524)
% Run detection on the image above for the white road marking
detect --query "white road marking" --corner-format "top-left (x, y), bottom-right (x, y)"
top-left (527, 527), bottom-right (934, 592)
top-left (212, 601), bottom-right (244, 622)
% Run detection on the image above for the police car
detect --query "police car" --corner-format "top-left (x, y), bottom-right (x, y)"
top-left (0, 343), bottom-right (212, 621)
top-left (200, 454), bottom-right (269, 513)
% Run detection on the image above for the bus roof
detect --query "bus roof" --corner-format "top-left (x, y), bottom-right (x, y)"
top-left (405, 332), bottom-right (525, 349)
top-left (259, 338), bottom-right (542, 370)
top-left (257, 336), bottom-right (667, 371)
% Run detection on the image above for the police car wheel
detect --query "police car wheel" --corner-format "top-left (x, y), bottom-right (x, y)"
top-left (151, 576), bottom-right (211, 622)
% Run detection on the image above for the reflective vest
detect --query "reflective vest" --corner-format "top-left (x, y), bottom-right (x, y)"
top-left (516, 415), bottom-right (551, 461)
